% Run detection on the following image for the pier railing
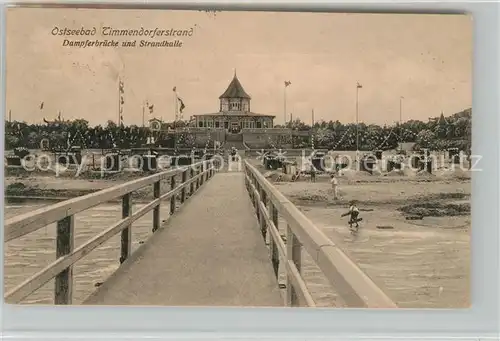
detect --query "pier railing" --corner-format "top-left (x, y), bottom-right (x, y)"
top-left (243, 160), bottom-right (397, 308)
top-left (4, 160), bottom-right (218, 304)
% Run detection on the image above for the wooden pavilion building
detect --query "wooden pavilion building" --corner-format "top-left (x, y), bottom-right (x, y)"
top-left (192, 72), bottom-right (275, 133)
top-left (147, 72), bottom-right (310, 149)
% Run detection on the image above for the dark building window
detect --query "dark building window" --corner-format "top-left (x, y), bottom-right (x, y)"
top-left (256, 121), bottom-right (262, 128)
top-left (198, 121), bottom-right (203, 127)
top-left (215, 121), bottom-right (220, 128)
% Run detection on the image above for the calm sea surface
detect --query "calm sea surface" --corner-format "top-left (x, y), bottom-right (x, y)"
top-left (4, 201), bottom-right (157, 304)
top-left (4, 202), bottom-right (469, 307)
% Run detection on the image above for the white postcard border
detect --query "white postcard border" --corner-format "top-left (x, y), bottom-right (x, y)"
top-left (0, 1), bottom-right (498, 340)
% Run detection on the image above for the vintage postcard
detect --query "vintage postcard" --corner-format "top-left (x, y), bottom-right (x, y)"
top-left (4, 8), bottom-right (471, 308)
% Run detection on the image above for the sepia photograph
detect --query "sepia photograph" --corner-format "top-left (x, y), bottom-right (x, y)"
top-left (4, 8), bottom-right (472, 308)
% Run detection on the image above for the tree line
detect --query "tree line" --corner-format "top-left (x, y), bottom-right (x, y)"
top-left (4, 108), bottom-right (471, 152)
top-left (278, 108), bottom-right (471, 152)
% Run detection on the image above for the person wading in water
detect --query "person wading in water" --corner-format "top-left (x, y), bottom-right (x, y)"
top-left (341, 201), bottom-right (362, 231)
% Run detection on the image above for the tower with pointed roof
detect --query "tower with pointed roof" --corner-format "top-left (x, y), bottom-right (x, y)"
top-left (219, 71), bottom-right (251, 112)
top-left (192, 71), bottom-right (275, 133)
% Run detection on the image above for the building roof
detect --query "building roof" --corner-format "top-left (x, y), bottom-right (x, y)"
top-left (194, 111), bottom-right (274, 118)
top-left (219, 74), bottom-right (251, 99)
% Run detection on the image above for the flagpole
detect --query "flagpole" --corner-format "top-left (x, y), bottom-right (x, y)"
top-left (142, 101), bottom-right (145, 127)
top-left (284, 84), bottom-right (287, 125)
top-left (399, 96), bottom-right (404, 144)
top-left (356, 83), bottom-right (360, 162)
top-left (311, 109), bottom-right (314, 127)
top-left (39, 102), bottom-right (44, 124)
top-left (9, 109), bottom-right (11, 122)
top-left (118, 77), bottom-right (121, 125)
top-left (173, 87), bottom-right (177, 151)
top-left (174, 89), bottom-right (178, 122)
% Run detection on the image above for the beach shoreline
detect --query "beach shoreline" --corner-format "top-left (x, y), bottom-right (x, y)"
top-left (4, 171), bottom-right (165, 202)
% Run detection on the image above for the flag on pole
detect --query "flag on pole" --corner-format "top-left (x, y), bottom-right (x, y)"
top-left (178, 98), bottom-right (185, 113)
top-left (119, 80), bottom-right (125, 121)
top-left (40, 102), bottom-right (44, 110)
top-left (357, 82), bottom-right (362, 89)
top-left (148, 104), bottom-right (154, 114)
top-left (284, 81), bottom-right (291, 87)
top-left (173, 87), bottom-right (186, 115)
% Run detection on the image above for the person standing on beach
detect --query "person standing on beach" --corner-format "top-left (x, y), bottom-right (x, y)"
top-left (310, 163), bottom-right (316, 182)
top-left (330, 173), bottom-right (339, 200)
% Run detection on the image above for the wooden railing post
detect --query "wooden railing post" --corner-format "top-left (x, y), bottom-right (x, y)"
top-left (244, 165), bottom-right (249, 189)
top-left (170, 175), bottom-right (176, 214)
top-left (245, 166), bottom-right (251, 195)
top-left (205, 161), bottom-right (210, 181)
top-left (152, 181), bottom-right (161, 233)
top-left (259, 189), bottom-right (267, 240)
top-left (286, 224), bottom-right (302, 307)
top-left (250, 177), bottom-right (255, 204)
top-left (214, 158), bottom-right (219, 174)
top-left (270, 203), bottom-right (280, 278)
top-left (262, 198), bottom-right (270, 242)
top-left (190, 167), bottom-right (195, 196)
top-left (120, 193), bottom-right (132, 262)
top-left (54, 215), bottom-right (74, 305)
top-left (181, 170), bottom-right (187, 203)
top-left (195, 165), bottom-right (200, 190)
top-left (200, 162), bottom-right (205, 186)
top-left (255, 182), bottom-right (261, 220)
top-left (255, 179), bottom-right (261, 210)
top-left (248, 174), bottom-right (254, 199)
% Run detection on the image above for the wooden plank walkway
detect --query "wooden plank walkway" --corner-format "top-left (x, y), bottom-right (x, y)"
top-left (84, 172), bottom-right (283, 306)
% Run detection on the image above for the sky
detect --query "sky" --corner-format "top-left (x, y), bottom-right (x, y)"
top-left (5, 9), bottom-right (472, 126)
